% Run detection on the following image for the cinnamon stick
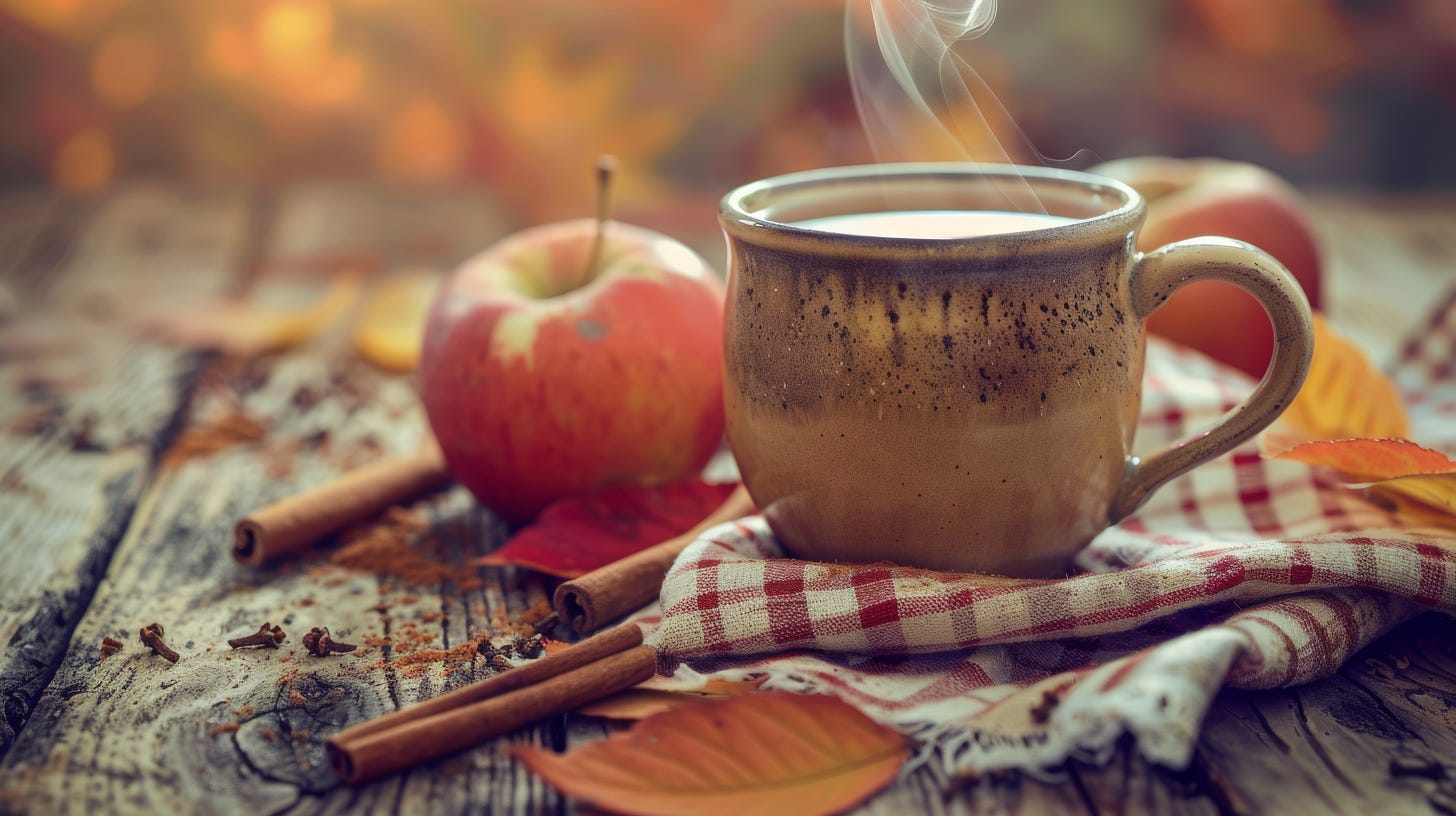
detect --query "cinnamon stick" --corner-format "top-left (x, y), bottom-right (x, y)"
top-left (553, 484), bottom-right (755, 634)
top-left (328, 642), bottom-right (657, 784)
top-left (332, 624), bottom-right (643, 744)
top-left (233, 441), bottom-right (450, 566)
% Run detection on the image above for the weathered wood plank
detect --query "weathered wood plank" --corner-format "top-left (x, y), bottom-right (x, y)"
top-left (1311, 193), bottom-right (1456, 368)
top-left (0, 189), bottom-right (59, 285)
top-left (1065, 752), bottom-right (1222, 816)
top-left (1335, 614), bottom-right (1456, 813)
top-left (1190, 616), bottom-right (1456, 816)
top-left (867, 762), bottom-right (1091, 815)
top-left (0, 189), bottom-right (252, 757)
top-left (1002, 618), bottom-right (1456, 816)
top-left (0, 353), bottom-right (570, 813)
top-left (264, 182), bottom-right (510, 271)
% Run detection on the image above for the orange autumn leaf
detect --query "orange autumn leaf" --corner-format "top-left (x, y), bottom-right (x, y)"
top-left (638, 674), bottom-right (770, 696)
top-left (351, 268), bottom-right (441, 372)
top-left (1271, 438), bottom-right (1456, 484)
top-left (515, 692), bottom-right (909, 816)
top-left (1270, 438), bottom-right (1456, 520)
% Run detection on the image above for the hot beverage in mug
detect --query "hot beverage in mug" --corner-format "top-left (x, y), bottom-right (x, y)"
top-left (719, 164), bottom-right (1313, 577)
top-left (795, 210), bottom-right (1073, 238)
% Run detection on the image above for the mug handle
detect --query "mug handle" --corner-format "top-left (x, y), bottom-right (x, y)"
top-left (1108, 237), bottom-right (1315, 522)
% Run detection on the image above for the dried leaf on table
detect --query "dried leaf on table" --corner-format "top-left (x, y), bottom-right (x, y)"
top-left (351, 268), bottom-right (442, 372)
top-left (577, 675), bottom-right (768, 721)
top-left (1262, 313), bottom-right (1455, 527)
top-left (515, 692), bottom-right (909, 816)
top-left (146, 272), bottom-right (363, 357)
top-left (478, 479), bottom-right (737, 578)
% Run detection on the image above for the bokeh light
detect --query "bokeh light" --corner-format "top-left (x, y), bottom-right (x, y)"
top-left (1, 0), bottom-right (1451, 224)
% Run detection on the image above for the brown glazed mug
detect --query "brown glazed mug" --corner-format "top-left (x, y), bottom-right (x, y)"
top-left (719, 163), bottom-right (1314, 577)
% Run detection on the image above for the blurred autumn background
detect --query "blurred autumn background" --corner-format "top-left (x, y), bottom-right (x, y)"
top-left (2, 0), bottom-right (1454, 236)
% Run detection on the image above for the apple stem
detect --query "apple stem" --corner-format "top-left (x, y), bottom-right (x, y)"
top-left (584, 155), bottom-right (618, 283)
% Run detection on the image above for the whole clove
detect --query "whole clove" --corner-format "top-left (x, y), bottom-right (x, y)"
top-left (514, 633), bottom-right (545, 660)
top-left (475, 638), bottom-right (513, 671)
top-left (228, 622), bottom-right (286, 650)
top-left (303, 626), bottom-right (357, 657)
top-left (139, 623), bottom-right (179, 663)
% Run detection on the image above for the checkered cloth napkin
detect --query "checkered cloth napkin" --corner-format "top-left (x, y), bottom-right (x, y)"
top-left (644, 288), bottom-right (1456, 777)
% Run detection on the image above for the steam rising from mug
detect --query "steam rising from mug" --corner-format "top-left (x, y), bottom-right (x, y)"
top-left (845, 0), bottom-right (1046, 212)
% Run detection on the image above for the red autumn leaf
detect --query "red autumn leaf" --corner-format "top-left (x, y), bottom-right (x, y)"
top-left (477, 479), bottom-right (738, 578)
top-left (515, 692), bottom-right (909, 816)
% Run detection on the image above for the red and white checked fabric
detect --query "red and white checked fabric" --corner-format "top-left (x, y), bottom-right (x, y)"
top-left (645, 288), bottom-right (1456, 775)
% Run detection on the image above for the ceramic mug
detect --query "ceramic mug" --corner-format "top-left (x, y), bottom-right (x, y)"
top-left (719, 163), bottom-right (1314, 576)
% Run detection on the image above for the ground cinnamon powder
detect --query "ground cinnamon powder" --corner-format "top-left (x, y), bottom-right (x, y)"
top-left (162, 413), bottom-right (267, 468)
top-left (391, 641), bottom-right (483, 679)
top-left (328, 507), bottom-right (482, 589)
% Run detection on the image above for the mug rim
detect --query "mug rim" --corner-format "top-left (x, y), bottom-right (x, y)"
top-left (719, 162), bottom-right (1145, 258)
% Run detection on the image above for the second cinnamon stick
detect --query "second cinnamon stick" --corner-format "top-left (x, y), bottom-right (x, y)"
top-left (233, 441), bottom-right (449, 566)
top-left (328, 644), bottom-right (658, 784)
top-left (553, 484), bottom-right (755, 634)
top-left (331, 624), bottom-right (643, 744)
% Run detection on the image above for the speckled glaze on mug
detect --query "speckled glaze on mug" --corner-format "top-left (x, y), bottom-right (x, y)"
top-left (720, 163), bottom-right (1314, 576)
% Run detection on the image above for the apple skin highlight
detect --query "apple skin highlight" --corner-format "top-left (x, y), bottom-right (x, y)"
top-left (418, 219), bottom-right (726, 524)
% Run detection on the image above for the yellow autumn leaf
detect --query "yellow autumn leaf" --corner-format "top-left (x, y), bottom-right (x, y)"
top-left (1265, 312), bottom-right (1409, 448)
top-left (351, 268), bottom-right (442, 372)
top-left (1376, 487), bottom-right (1456, 528)
top-left (1377, 475), bottom-right (1456, 518)
top-left (516, 692), bottom-right (909, 816)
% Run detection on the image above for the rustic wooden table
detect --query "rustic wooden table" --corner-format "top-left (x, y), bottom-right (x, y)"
top-left (0, 184), bottom-right (1453, 815)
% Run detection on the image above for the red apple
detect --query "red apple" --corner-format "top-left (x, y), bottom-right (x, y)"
top-left (417, 217), bottom-right (726, 524)
top-left (1091, 157), bottom-right (1323, 378)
